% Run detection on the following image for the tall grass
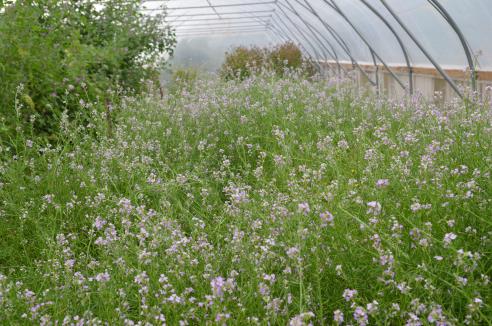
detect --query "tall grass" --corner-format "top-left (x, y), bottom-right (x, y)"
top-left (0, 72), bottom-right (491, 325)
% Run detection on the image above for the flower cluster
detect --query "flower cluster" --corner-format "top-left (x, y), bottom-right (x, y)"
top-left (0, 71), bottom-right (490, 324)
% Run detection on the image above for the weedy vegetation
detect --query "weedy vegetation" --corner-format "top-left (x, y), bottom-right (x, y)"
top-left (0, 63), bottom-right (491, 325)
top-left (0, 0), bottom-right (175, 138)
top-left (220, 42), bottom-right (316, 81)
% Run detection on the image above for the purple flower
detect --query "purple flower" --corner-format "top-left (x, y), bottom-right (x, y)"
top-left (320, 211), bottom-right (334, 227)
top-left (286, 246), bottom-right (300, 258)
top-left (333, 309), bottom-right (344, 324)
top-left (43, 194), bottom-right (54, 204)
top-left (376, 179), bottom-right (389, 188)
top-left (353, 306), bottom-right (368, 325)
top-left (94, 216), bottom-right (106, 230)
top-left (427, 305), bottom-right (443, 323)
top-left (342, 288), bottom-right (357, 301)
top-left (337, 140), bottom-right (349, 150)
top-left (94, 271), bottom-right (110, 283)
top-left (366, 201), bottom-right (381, 216)
top-left (298, 202), bottom-right (310, 215)
top-left (443, 233), bottom-right (457, 247)
top-left (211, 276), bottom-right (225, 297)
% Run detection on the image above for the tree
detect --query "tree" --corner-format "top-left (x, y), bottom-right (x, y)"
top-left (0, 0), bottom-right (176, 136)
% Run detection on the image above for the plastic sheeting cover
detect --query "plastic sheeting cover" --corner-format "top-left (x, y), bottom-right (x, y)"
top-left (144, 0), bottom-right (492, 70)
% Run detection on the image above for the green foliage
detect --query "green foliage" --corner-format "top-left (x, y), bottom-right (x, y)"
top-left (220, 46), bottom-right (266, 81)
top-left (168, 67), bottom-right (199, 95)
top-left (268, 41), bottom-right (303, 75)
top-left (0, 0), bottom-right (176, 137)
top-left (220, 42), bottom-right (316, 81)
top-left (0, 74), bottom-right (490, 324)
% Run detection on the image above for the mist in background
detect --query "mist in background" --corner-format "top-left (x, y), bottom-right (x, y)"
top-left (161, 32), bottom-right (276, 84)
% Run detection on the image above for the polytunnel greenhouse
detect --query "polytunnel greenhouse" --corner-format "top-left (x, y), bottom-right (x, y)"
top-left (0, 1), bottom-right (491, 325)
top-left (161, 0), bottom-right (492, 99)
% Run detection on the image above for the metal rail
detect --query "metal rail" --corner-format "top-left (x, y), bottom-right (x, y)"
top-left (168, 15), bottom-right (273, 23)
top-left (322, 0), bottom-right (407, 92)
top-left (295, 0), bottom-right (377, 85)
top-left (272, 14), bottom-right (324, 70)
top-left (428, 0), bottom-right (477, 91)
top-left (269, 21), bottom-right (323, 71)
top-left (275, 8), bottom-right (326, 63)
top-left (360, 0), bottom-right (414, 94)
top-left (281, 0), bottom-right (344, 75)
top-left (379, 0), bottom-right (463, 98)
top-left (278, 0), bottom-right (342, 73)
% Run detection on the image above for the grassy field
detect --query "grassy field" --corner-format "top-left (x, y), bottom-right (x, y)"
top-left (0, 73), bottom-right (491, 325)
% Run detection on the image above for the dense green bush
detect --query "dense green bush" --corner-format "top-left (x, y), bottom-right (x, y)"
top-left (220, 42), bottom-right (316, 80)
top-left (0, 0), bottom-right (176, 137)
top-left (220, 46), bottom-right (266, 81)
top-left (268, 42), bottom-right (303, 74)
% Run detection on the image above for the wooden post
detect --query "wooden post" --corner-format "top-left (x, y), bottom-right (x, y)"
top-left (105, 98), bottom-right (113, 139)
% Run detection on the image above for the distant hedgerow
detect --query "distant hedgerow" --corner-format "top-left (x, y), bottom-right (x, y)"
top-left (220, 42), bottom-right (315, 80)
top-left (220, 46), bottom-right (267, 81)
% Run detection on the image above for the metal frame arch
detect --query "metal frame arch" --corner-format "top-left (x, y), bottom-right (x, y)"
top-left (294, 0), bottom-right (378, 86)
top-left (359, 0), bottom-right (414, 94)
top-left (294, 0), bottom-right (374, 81)
top-left (269, 22), bottom-right (323, 71)
top-left (299, 0), bottom-right (380, 88)
top-left (274, 5), bottom-right (334, 70)
top-left (427, 0), bottom-right (477, 91)
top-left (271, 10), bottom-right (325, 63)
top-left (379, 0), bottom-right (464, 98)
top-left (271, 14), bottom-right (325, 70)
top-left (279, 0), bottom-right (346, 76)
top-left (279, 3), bottom-right (338, 68)
top-left (321, 0), bottom-right (408, 92)
top-left (269, 15), bottom-right (324, 71)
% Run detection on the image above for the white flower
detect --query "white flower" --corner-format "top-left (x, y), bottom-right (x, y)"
top-left (298, 202), bottom-right (310, 215)
top-left (443, 232), bottom-right (457, 247)
top-left (367, 201), bottom-right (382, 216)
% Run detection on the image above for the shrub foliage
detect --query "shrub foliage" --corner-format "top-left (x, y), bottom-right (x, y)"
top-left (0, 0), bottom-right (176, 137)
top-left (220, 42), bottom-right (315, 80)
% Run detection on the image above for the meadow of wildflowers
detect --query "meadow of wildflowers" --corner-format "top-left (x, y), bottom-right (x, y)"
top-left (0, 72), bottom-right (491, 325)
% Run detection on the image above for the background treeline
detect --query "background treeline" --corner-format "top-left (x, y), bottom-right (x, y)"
top-left (0, 0), bottom-right (176, 138)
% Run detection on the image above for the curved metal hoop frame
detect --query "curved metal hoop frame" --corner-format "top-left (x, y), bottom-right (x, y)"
top-left (275, 3), bottom-right (338, 74)
top-left (378, 0), bottom-right (464, 98)
top-left (294, 0), bottom-right (378, 86)
top-left (359, 0), bottom-right (414, 94)
top-left (157, 0), bottom-right (481, 98)
top-left (427, 0), bottom-right (477, 91)
top-left (280, 0), bottom-right (345, 75)
top-left (322, 0), bottom-right (408, 92)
